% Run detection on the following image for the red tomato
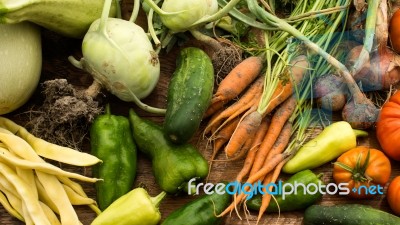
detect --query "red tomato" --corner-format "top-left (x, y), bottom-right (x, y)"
top-left (333, 146), bottom-right (391, 198)
top-left (388, 176), bottom-right (400, 215)
top-left (376, 91), bottom-right (400, 161)
top-left (390, 9), bottom-right (400, 54)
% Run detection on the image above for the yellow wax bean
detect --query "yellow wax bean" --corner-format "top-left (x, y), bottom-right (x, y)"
top-left (36, 171), bottom-right (81, 225)
top-left (0, 190), bottom-right (24, 221)
top-left (0, 147), bottom-right (99, 183)
top-left (0, 182), bottom-right (24, 221)
top-left (34, 177), bottom-right (59, 214)
top-left (16, 168), bottom-right (38, 199)
top-left (22, 204), bottom-right (34, 225)
top-left (58, 176), bottom-right (102, 215)
top-left (39, 201), bottom-right (62, 225)
top-left (0, 163), bottom-right (51, 225)
top-left (63, 184), bottom-right (97, 205)
top-left (0, 132), bottom-right (42, 162)
top-left (0, 116), bottom-right (101, 166)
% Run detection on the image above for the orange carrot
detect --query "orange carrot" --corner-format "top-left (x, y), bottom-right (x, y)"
top-left (217, 153), bottom-right (287, 217)
top-left (265, 121), bottom-right (293, 160)
top-left (236, 117), bottom-right (270, 182)
top-left (255, 118), bottom-right (297, 221)
top-left (257, 159), bottom-right (288, 224)
top-left (260, 55), bottom-right (309, 117)
top-left (208, 108), bottom-right (224, 135)
top-left (256, 120), bottom-right (292, 183)
top-left (210, 56), bottom-right (264, 106)
top-left (204, 101), bottom-right (225, 118)
top-left (204, 76), bottom-right (264, 135)
top-left (210, 116), bottom-right (240, 161)
top-left (206, 116), bottom-right (240, 182)
top-left (249, 96), bottom-right (297, 176)
top-left (225, 110), bottom-right (262, 158)
top-left (212, 136), bottom-right (254, 163)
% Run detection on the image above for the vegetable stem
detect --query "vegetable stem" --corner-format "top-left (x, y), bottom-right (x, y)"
top-left (217, 0), bottom-right (275, 30)
top-left (142, 0), bottom-right (185, 16)
top-left (129, 0), bottom-right (140, 23)
top-left (351, 0), bottom-right (380, 74)
top-left (99, 0), bottom-right (113, 34)
top-left (192, 0), bottom-right (242, 27)
top-left (147, 4), bottom-right (161, 48)
top-left (67, 56), bottom-right (83, 69)
top-left (364, 0), bottom-right (380, 52)
top-left (151, 192), bottom-right (166, 208)
top-left (353, 129), bottom-right (369, 138)
top-left (190, 30), bottom-right (222, 51)
top-left (85, 80), bottom-right (102, 99)
top-left (286, 5), bottom-right (349, 23)
top-left (244, 0), bottom-right (369, 102)
top-left (127, 89), bottom-right (166, 115)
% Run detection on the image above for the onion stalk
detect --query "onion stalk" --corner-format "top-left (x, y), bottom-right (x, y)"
top-left (229, 0), bottom-right (379, 129)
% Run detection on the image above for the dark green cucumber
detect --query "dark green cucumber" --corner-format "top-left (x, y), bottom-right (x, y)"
top-left (161, 183), bottom-right (231, 225)
top-left (246, 170), bottom-right (323, 212)
top-left (304, 204), bottom-right (400, 225)
top-left (164, 47), bottom-right (214, 144)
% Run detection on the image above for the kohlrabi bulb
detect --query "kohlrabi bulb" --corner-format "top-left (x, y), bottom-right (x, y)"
top-left (82, 18), bottom-right (160, 101)
top-left (160, 0), bottom-right (218, 33)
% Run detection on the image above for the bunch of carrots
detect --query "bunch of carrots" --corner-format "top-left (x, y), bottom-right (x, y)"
top-left (203, 47), bottom-right (313, 222)
top-left (202, 0), bottom-right (351, 223)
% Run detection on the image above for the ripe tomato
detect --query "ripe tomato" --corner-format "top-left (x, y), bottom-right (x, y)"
top-left (388, 176), bottom-right (400, 215)
top-left (390, 9), bottom-right (400, 53)
top-left (333, 146), bottom-right (391, 198)
top-left (376, 91), bottom-right (400, 161)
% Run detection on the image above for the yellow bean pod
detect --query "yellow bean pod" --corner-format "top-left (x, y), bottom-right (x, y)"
top-left (0, 116), bottom-right (101, 166)
top-left (39, 202), bottom-right (62, 225)
top-left (0, 190), bottom-right (24, 221)
top-left (35, 172), bottom-right (81, 225)
top-left (0, 163), bottom-right (51, 225)
top-left (0, 147), bottom-right (99, 183)
top-left (63, 184), bottom-right (97, 205)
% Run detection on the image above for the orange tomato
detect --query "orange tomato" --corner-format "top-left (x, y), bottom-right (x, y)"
top-left (388, 176), bottom-right (400, 215)
top-left (376, 91), bottom-right (400, 161)
top-left (390, 9), bottom-right (400, 54)
top-left (333, 146), bottom-right (391, 198)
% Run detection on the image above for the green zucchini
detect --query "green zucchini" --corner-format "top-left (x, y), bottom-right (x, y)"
top-left (304, 204), bottom-right (400, 225)
top-left (164, 47), bottom-right (214, 144)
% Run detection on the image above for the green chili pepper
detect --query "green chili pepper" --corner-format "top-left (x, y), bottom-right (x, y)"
top-left (282, 121), bottom-right (368, 174)
top-left (246, 170), bottom-right (323, 212)
top-left (90, 105), bottom-right (137, 210)
top-left (91, 188), bottom-right (166, 225)
top-left (161, 183), bottom-right (231, 225)
top-left (128, 109), bottom-right (209, 194)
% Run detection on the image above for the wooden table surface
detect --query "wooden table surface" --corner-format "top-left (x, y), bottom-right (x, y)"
top-left (1, 1), bottom-right (399, 224)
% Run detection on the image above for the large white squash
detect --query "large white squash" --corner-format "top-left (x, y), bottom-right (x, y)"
top-left (0, 22), bottom-right (42, 115)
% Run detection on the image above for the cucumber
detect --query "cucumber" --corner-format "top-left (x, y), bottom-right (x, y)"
top-left (164, 47), bottom-right (214, 144)
top-left (304, 204), bottom-right (400, 225)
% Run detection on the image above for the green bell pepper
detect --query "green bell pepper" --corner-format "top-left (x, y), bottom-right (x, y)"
top-left (282, 121), bottom-right (368, 174)
top-left (90, 105), bottom-right (137, 210)
top-left (128, 109), bottom-right (209, 194)
top-left (91, 188), bottom-right (166, 225)
top-left (162, 183), bottom-right (231, 225)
